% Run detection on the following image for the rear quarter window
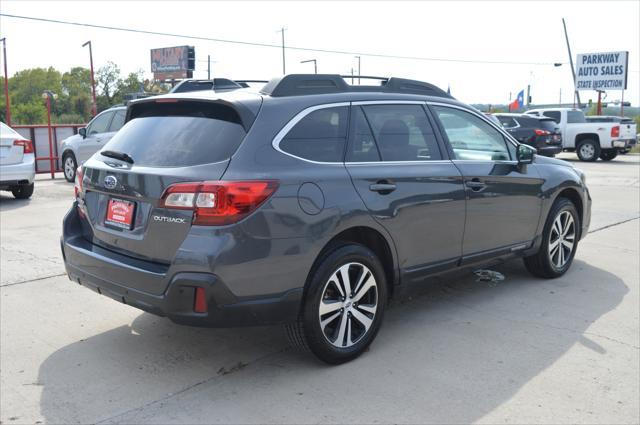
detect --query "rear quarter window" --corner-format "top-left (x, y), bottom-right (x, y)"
top-left (278, 106), bottom-right (349, 162)
top-left (101, 101), bottom-right (246, 167)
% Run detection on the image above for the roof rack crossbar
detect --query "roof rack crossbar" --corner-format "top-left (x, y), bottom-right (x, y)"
top-left (260, 74), bottom-right (451, 98)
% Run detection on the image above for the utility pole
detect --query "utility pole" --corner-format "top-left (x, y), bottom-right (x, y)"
top-left (207, 55), bottom-right (211, 79)
top-left (1, 37), bottom-right (10, 125)
top-left (82, 41), bottom-right (97, 117)
top-left (562, 18), bottom-right (581, 108)
top-left (355, 56), bottom-right (361, 84)
top-left (278, 27), bottom-right (286, 75)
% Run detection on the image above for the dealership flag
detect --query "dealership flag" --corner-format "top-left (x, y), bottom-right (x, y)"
top-left (509, 90), bottom-right (524, 111)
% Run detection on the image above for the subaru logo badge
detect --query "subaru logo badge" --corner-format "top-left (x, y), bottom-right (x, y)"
top-left (104, 175), bottom-right (118, 189)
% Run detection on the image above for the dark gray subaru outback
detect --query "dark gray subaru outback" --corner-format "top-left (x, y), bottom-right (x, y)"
top-left (62, 75), bottom-right (591, 364)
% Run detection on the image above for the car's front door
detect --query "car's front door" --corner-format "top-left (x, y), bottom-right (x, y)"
top-left (345, 102), bottom-right (466, 279)
top-left (430, 104), bottom-right (544, 261)
top-left (78, 110), bottom-right (114, 164)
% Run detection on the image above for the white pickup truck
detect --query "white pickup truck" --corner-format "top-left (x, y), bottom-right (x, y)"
top-left (525, 108), bottom-right (632, 161)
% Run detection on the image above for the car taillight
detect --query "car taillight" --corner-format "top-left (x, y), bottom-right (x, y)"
top-left (74, 166), bottom-right (84, 199)
top-left (611, 126), bottom-right (620, 138)
top-left (13, 139), bottom-right (34, 154)
top-left (534, 129), bottom-right (550, 136)
top-left (160, 180), bottom-right (279, 226)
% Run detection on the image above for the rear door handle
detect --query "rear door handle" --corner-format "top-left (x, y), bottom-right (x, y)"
top-left (369, 182), bottom-right (397, 194)
top-left (465, 178), bottom-right (486, 191)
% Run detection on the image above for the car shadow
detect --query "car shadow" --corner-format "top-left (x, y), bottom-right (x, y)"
top-left (36, 259), bottom-right (628, 423)
top-left (0, 193), bottom-right (32, 211)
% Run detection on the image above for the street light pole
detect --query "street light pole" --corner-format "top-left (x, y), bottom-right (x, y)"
top-left (355, 56), bottom-right (361, 84)
top-left (1, 37), bottom-right (11, 125)
top-left (82, 41), bottom-right (97, 117)
top-left (300, 59), bottom-right (317, 74)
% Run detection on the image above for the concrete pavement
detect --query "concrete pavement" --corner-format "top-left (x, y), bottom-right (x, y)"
top-left (1, 154), bottom-right (638, 424)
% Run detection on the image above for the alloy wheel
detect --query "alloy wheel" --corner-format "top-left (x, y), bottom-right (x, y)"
top-left (548, 210), bottom-right (575, 269)
top-left (318, 262), bottom-right (378, 348)
top-left (579, 143), bottom-right (595, 160)
top-left (64, 157), bottom-right (76, 180)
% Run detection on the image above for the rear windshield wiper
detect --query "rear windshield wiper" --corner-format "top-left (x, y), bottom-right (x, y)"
top-left (101, 150), bottom-right (134, 164)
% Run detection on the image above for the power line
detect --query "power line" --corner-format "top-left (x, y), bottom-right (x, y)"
top-left (0, 13), bottom-right (565, 66)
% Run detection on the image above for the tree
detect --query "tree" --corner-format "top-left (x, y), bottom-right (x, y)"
top-left (96, 61), bottom-right (121, 107)
top-left (12, 101), bottom-right (47, 125)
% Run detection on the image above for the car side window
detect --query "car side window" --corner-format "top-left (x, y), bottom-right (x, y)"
top-left (108, 110), bottom-right (126, 132)
top-left (346, 106), bottom-right (381, 162)
top-left (433, 106), bottom-right (513, 161)
top-left (279, 106), bottom-right (348, 162)
top-left (87, 111), bottom-right (114, 136)
top-left (542, 111), bottom-right (561, 123)
top-left (360, 104), bottom-right (442, 161)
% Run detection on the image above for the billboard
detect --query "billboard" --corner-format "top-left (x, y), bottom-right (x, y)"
top-left (575, 51), bottom-right (628, 91)
top-left (150, 45), bottom-right (195, 80)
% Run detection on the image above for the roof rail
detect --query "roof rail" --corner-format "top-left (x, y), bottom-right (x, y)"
top-left (234, 79), bottom-right (270, 88)
top-left (260, 74), bottom-right (452, 98)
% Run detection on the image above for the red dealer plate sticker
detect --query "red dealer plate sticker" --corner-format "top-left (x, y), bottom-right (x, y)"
top-left (106, 198), bottom-right (135, 229)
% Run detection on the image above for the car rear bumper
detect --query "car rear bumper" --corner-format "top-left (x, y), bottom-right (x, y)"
top-left (612, 139), bottom-right (633, 149)
top-left (536, 145), bottom-right (562, 156)
top-left (61, 206), bottom-right (303, 327)
top-left (0, 156), bottom-right (35, 186)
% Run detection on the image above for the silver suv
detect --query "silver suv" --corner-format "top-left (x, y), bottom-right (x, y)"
top-left (59, 106), bottom-right (126, 182)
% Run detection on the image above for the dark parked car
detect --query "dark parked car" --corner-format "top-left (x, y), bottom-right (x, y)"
top-left (495, 113), bottom-right (563, 157)
top-left (62, 74), bottom-right (591, 364)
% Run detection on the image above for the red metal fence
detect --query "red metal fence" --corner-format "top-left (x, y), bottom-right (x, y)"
top-left (13, 124), bottom-right (86, 178)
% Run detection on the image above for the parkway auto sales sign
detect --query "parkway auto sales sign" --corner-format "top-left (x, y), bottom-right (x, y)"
top-left (575, 51), bottom-right (629, 91)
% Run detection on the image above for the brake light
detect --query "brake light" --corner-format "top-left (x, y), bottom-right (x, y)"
top-left (74, 166), bottom-right (84, 199)
top-left (534, 129), bottom-right (550, 136)
top-left (611, 126), bottom-right (620, 138)
top-left (160, 180), bottom-right (279, 225)
top-left (13, 139), bottom-right (34, 154)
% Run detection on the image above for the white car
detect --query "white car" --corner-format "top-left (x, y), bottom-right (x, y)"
top-left (0, 121), bottom-right (36, 199)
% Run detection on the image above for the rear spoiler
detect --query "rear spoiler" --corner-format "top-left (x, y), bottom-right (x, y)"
top-left (124, 97), bottom-right (260, 132)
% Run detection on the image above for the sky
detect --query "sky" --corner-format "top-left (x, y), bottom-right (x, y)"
top-left (0, 0), bottom-right (639, 106)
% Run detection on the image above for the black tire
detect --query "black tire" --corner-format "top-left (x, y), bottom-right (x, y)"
top-left (287, 243), bottom-right (388, 364)
top-left (62, 152), bottom-right (77, 182)
top-left (524, 197), bottom-right (579, 279)
top-left (11, 183), bottom-right (34, 199)
top-left (599, 149), bottom-right (618, 161)
top-left (576, 139), bottom-right (601, 162)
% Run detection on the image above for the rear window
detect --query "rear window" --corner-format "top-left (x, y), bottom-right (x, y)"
top-left (101, 102), bottom-right (246, 167)
top-left (542, 111), bottom-right (561, 123)
top-left (538, 119), bottom-right (559, 132)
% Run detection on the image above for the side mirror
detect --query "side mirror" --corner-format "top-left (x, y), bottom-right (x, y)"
top-left (517, 144), bottom-right (536, 165)
top-left (78, 127), bottom-right (87, 138)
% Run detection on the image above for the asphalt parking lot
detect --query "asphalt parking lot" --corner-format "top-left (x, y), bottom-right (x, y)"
top-left (1, 153), bottom-right (638, 424)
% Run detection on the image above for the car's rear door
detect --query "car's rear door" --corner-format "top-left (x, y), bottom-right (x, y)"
top-left (430, 103), bottom-right (544, 262)
top-left (78, 99), bottom-right (255, 276)
top-left (345, 102), bottom-right (466, 279)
